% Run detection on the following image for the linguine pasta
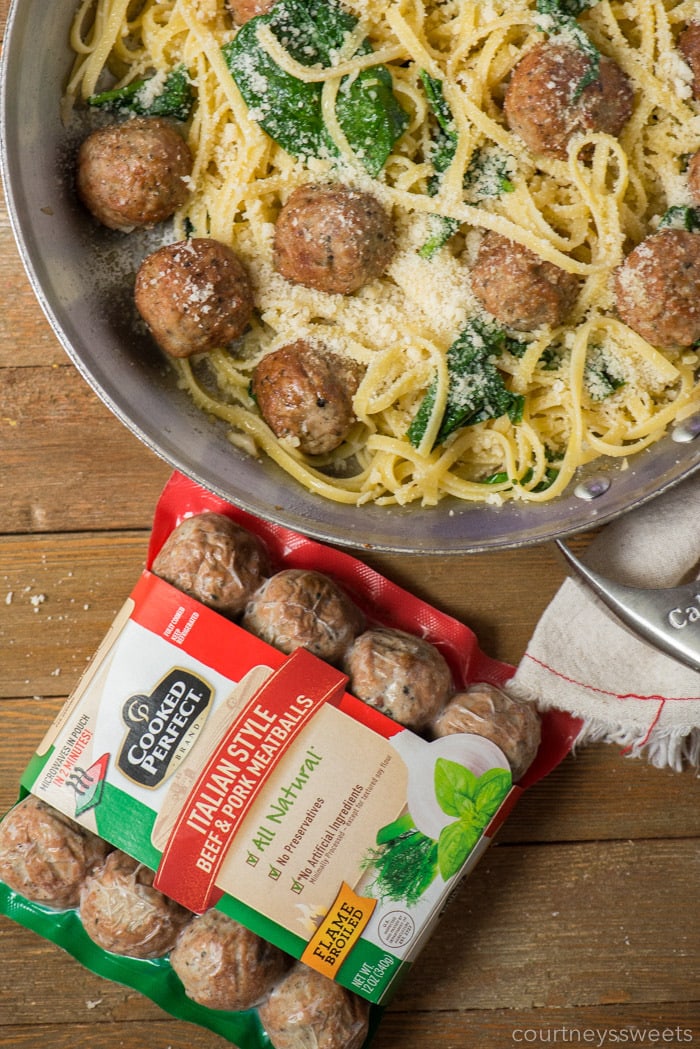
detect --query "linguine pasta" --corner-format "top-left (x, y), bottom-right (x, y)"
top-left (65, 0), bottom-right (700, 507)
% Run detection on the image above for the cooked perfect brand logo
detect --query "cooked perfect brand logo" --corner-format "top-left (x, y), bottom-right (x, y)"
top-left (117, 669), bottom-right (213, 787)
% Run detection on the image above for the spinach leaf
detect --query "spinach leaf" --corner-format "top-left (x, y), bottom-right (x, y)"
top-left (420, 70), bottom-right (457, 155)
top-left (224, 0), bottom-right (408, 177)
top-left (536, 0), bottom-right (598, 20)
top-left (658, 205), bottom-right (700, 232)
top-left (568, 27), bottom-right (601, 100)
top-left (535, 0), bottom-right (601, 101)
top-left (224, 25), bottom-right (328, 160)
top-left (335, 62), bottom-right (411, 177)
top-left (584, 346), bottom-right (626, 400)
top-left (419, 148), bottom-right (516, 258)
top-left (407, 318), bottom-right (525, 449)
top-left (540, 344), bottom-right (564, 370)
top-left (418, 216), bottom-right (461, 260)
top-left (87, 65), bottom-right (194, 120)
top-left (465, 147), bottom-right (516, 200)
top-left (418, 71), bottom-right (458, 257)
top-left (484, 465), bottom-right (560, 492)
top-left (418, 73), bottom-right (514, 257)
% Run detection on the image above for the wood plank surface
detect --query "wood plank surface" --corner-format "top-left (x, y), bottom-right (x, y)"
top-left (0, 1), bottom-right (698, 1047)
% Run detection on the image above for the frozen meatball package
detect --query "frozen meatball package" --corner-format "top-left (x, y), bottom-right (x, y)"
top-left (0, 472), bottom-right (580, 1049)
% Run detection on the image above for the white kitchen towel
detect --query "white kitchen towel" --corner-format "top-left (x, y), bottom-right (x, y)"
top-left (508, 472), bottom-right (700, 770)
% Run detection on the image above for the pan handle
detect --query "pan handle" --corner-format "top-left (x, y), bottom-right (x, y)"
top-left (555, 540), bottom-right (700, 673)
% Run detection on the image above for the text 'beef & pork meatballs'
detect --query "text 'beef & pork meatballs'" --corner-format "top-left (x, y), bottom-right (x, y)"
top-left (679, 22), bottom-right (700, 99)
top-left (273, 182), bottom-right (394, 295)
top-left (0, 795), bottom-right (109, 910)
top-left (432, 683), bottom-right (542, 782)
top-left (79, 849), bottom-right (191, 958)
top-left (470, 231), bottom-right (580, 330)
top-left (251, 340), bottom-right (364, 455)
top-left (226, 0), bottom-right (276, 23)
top-left (259, 963), bottom-right (370, 1049)
top-left (504, 42), bottom-right (634, 160)
top-left (134, 237), bottom-right (254, 358)
top-left (343, 626), bottom-right (452, 731)
top-left (76, 117), bottom-right (193, 231)
top-left (614, 229), bottom-right (700, 349)
top-left (152, 511), bottom-right (269, 617)
top-left (242, 569), bottom-right (364, 665)
top-left (170, 909), bottom-right (289, 1011)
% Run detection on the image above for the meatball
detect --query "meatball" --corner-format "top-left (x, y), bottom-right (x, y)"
top-left (274, 182), bottom-right (394, 294)
top-left (343, 627), bottom-right (452, 731)
top-left (259, 964), bottom-right (370, 1049)
top-left (614, 229), bottom-right (700, 348)
top-left (0, 795), bottom-right (109, 910)
top-left (170, 909), bottom-right (289, 1010)
top-left (226, 0), bottom-right (276, 23)
top-left (134, 237), bottom-right (254, 358)
top-left (252, 340), bottom-right (364, 455)
top-left (688, 151), bottom-right (700, 205)
top-left (152, 511), bottom-right (269, 617)
top-left (242, 569), bottom-right (364, 665)
top-left (470, 231), bottom-right (579, 330)
top-left (504, 42), bottom-right (634, 160)
top-left (76, 117), bottom-right (192, 231)
top-left (79, 850), bottom-right (191, 958)
top-left (679, 23), bottom-right (700, 99)
top-left (432, 683), bottom-right (541, 781)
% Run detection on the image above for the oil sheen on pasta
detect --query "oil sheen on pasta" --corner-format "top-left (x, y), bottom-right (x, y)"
top-left (66, 0), bottom-right (700, 507)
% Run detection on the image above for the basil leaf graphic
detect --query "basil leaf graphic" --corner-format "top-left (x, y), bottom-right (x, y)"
top-left (437, 818), bottom-right (481, 881)
top-left (473, 767), bottom-right (512, 822)
top-left (434, 757), bottom-right (478, 817)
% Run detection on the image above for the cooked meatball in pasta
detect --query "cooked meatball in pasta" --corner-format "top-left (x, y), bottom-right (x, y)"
top-left (504, 42), bottom-right (634, 160)
top-left (614, 230), bottom-right (700, 350)
top-left (470, 231), bottom-right (580, 330)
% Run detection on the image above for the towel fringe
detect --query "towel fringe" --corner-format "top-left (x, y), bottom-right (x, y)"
top-left (573, 717), bottom-right (700, 772)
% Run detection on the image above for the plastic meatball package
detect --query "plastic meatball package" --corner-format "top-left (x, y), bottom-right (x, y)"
top-left (0, 472), bottom-right (580, 1049)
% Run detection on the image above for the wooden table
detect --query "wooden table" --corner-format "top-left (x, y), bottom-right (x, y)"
top-left (0, 3), bottom-right (698, 1044)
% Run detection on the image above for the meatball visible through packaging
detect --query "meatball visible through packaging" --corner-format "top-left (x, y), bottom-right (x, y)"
top-left (79, 850), bottom-right (192, 959)
top-left (242, 568), bottom-right (365, 665)
top-left (343, 626), bottom-right (453, 732)
top-left (0, 795), bottom-right (109, 910)
top-left (259, 963), bottom-right (371, 1049)
top-left (432, 683), bottom-right (542, 782)
top-left (151, 510), bottom-right (270, 617)
top-left (170, 909), bottom-right (290, 1011)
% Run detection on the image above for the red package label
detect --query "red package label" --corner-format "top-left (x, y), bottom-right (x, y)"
top-left (155, 648), bottom-right (348, 912)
